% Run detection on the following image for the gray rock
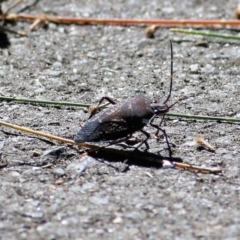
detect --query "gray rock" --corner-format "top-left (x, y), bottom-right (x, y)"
top-left (42, 69), bottom-right (63, 77)
top-left (38, 147), bottom-right (65, 165)
top-left (189, 64), bottom-right (200, 74)
top-left (89, 193), bottom-right (109, 205)
top-left (66, 155), bottom-right (97, 177)
top-left (52, 167), bottom-right (65, 177)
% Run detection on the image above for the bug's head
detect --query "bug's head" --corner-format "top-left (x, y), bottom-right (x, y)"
top-left (151, 97), bottom-right (187, 116)
top-left (150, 102), bottom-right (170, 116)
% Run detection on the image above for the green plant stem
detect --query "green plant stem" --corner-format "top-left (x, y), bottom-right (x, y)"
top-left (167, 112), bottom-right (240, 123)
top-left (0, 96), bottom-right (91, 107)
top-left (1, 96), bottom-right (239, 123)
top-left (170, 28), bottom-right (240, 40)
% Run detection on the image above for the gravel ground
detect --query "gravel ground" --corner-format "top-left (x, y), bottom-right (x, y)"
top-left (0, 0), bottom-right (239, 239)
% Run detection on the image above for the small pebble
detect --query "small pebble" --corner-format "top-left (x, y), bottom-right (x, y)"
top-left (52, 62), bottom-right (62, 69)
top-left (32, 151), bottom-right (41, 157)
top-left (189, 64), bottom-right (200, 74)
top-left (234, 4), bottom-right (240, 19)
top-left (34, 87), bottom-right (46, 94)
top-left (112, 217), bottom-right (123, 224)
top-left (43, 69), bottom-right (62, 77)
top-left (53, 167), bottom-right (65, 177)
top-left (55, 178), bottom-right (64, 185)
top-left (195, 41), bottom-right (209, 48)
top-left (162, 160), bottom-right (174, 169)
top-left (66, 155), bottom-right (97, 177)
top-left (8, 171), bottom-right (20, 181)
top-left (145, 25), bottom-right (157, 38)
top-left (89, 194), bottom-right (109, 205)
top-left (43, 147), bottom-right (65, 156)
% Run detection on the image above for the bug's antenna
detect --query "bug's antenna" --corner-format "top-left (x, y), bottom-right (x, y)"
top-left (164, 40), bottom-right (173, 104)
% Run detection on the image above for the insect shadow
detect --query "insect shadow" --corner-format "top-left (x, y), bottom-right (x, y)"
top-left (87, 147), bottom-right (183, 169)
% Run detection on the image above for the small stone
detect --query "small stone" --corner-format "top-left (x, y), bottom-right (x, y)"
top-left (42, 146), bottom-right (65, 157)
top-left (162, 7), bottom-right (174, 14)
top-left (43, 69), bottom-right (62, 77)
top-left (31, 211), bottom-right (44, 219)
top-left (32, 151), bottom-right (41, 157)
top-left (52, 167), bottom-right (65, 177)
top-left (52, 62), bottom-right (62, 69)
top-left (7, 171), bottom-right (20, 181)
top-left (89, 194), bottom-right (109, 205)
top-left (227, 166), bottom-right (239, 178)
top-left (0, 70), bottom-right (6, 76)
top-left (195, 41), bottom-right (209, 48)
top-left (0, 158), bottom-right (7, 168)
top-left (0, 141), bottom-right (5, 149)
top-left (162, 160), bottom-right (174, 169)
top-left (34, 87), bottom-right (46, 94)
top-left (234, 4), bottom-right (240, 19)
top-left (145, 25), bottom-right (157, 38)
top-left (55, 178), bottom-right (64, 185)
top-left (39, 146), bottom-right (65, 165)
top-left (112, 216), bottom-right (123, 224)
top-left (189, 64), bottom-right (200, 74)
top-left (66, 155), bottom-right (97, 177)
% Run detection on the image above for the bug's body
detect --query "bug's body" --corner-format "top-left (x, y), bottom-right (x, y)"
top-left (74, 41), bottom-right (179, 156)
top-left (74, 94), bottom-right (168, 143)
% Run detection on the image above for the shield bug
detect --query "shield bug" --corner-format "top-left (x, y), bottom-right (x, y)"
top-left (74, 40), bottom-right (181, 156)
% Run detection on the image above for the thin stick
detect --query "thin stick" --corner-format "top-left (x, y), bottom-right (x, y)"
top-left (29, 13), bottom-right (46, 31)
top-left (173, 162), bottom-right (222, 173)
top-left (0, 119), bottom-right (169, 167)
top-left (3, 13), bottom-right (240, 26)
top-left (170, 28), bottom-right (240, 40)
top-left (0, 120), bottom-right (96, 149)
top-left (194, 135), bottom-right (216, 152)
top-left (0, 120), bottom-right (222, 173)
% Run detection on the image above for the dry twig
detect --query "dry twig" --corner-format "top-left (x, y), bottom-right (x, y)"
top-left (2, 13), bottom-right (240, 26)
top-left (194, 135), bottom-right (216, 152)
top-left (0, 120), bottom-right (222, 174)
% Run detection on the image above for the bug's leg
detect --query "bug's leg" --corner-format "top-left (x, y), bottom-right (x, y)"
top-left (86, 135), bottom-right (132, 155)
top-left (150, 123), bottom-right (172, 157)
top-left (148, 115), bottom-right (172, 157)
top-left (89, 96), bottom-right (116, 119)
top-left (107, 135), bottom-right (132, 147)
top-left (155, 115), bottom-right (166, 137)
top-left (134, 129), bottom-right (150, 150)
